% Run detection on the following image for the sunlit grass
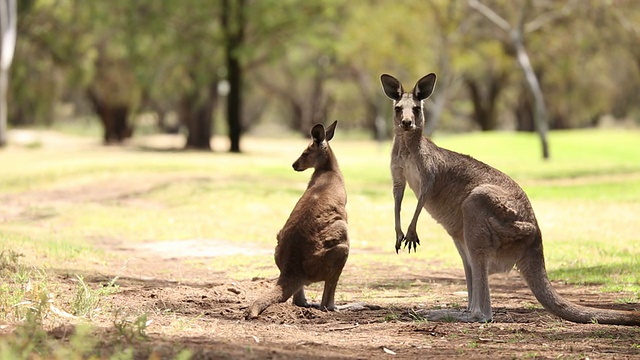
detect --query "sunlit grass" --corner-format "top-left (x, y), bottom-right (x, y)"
top-left (1, 128), bottom-right (639, 297)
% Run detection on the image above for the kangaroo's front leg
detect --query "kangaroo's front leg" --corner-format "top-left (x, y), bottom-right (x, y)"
top-left (393, 176), bottom-right (406, 253)
top-left (404, 190), bottom-right (427, 253)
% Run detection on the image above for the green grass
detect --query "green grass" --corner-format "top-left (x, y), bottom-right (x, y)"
top-left (436, 130), bottom-right (640, 181)
top-left (1, 128), bottom-right (639, 297)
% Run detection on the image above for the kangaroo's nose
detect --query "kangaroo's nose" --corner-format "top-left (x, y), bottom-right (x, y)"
top-left (401, 119), bottom-right (412, 128)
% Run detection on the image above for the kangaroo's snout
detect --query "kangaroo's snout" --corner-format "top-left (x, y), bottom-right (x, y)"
top-left (401, 118), bottom-right (414, 130)
top-left (292, 161), bottom-right (302, 171)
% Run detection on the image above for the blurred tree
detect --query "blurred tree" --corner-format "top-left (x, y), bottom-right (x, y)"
top-left (6, 0), bottom-right (640, 150)
top-left (599, 0), bottom-right (640, 122)
top-left (335, 0), bottom-right (438, 139)
top-left (86, 1), bottom-right (153, 144)
top-left (251, 0), bottom-right (343, 137)
top-left (221, 0), bottom-right (243, 152)
top-left (467, 0), bottom-right (579, 159)
top-left (220, 0), bottom-right (343, 149)
top-left (464, 66), bottom-right (510, 131)
top-left (255, 50), bottom-right (335, 136)
top-left (11, 0), bottom-right (78, 128)
top-left (0, 0), bottom-right (16, 147)
top-left (427, 0), bottom-right (512, 134)
top-left (163, 0), bottom-right (223, 150)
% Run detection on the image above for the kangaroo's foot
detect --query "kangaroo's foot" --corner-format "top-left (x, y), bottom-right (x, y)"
top-left (307, 302), bottom-right (382, 312)
top-left (292, 288), bottom-right (310, 307)
top-left (424, 309), bottom-right (492, 323)
top-left (309, 302), bottom-right (335, 311)
top-left (336, 302), bottom-right (382, 311)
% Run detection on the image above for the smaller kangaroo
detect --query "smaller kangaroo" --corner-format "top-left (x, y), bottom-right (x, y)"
top-left (245, 121), bottom-right (349, 319)
top-left (380, 73), bottom-right (640, 325)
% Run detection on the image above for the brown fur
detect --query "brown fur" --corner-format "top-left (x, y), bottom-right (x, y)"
top-left (245, 121), bottom-right (349, 319)
top-left (380, 73), bottom-right (640, 325)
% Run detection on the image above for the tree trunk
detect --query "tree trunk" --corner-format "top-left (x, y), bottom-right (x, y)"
top-left (464, 70), bottom-right (507, 131)
top-left (466, 79), bottom-right (494, 131)
top-left (364, 98), bottom-right (384, 141)
top-left (180, 81), bottom-right (218, 150)
top-left (350, 67), bottom-right (386, 141)
top-left (222, 0), bottom-right (245, 153)
top-left (515, 87), bottom-right (534, 131)
top-left (0, 0), bottom-right (17, 148)
top-left (87, 89), bottom-right (133, 145)
top-left (512, 31), bottom-right (550, 159)
top-left (226, 48), bottom-right (242, 153)
top-left (0, 60), bottom-right (7, 147)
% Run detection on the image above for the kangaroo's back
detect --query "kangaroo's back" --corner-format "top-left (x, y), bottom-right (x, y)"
top-left (424, 143), bottom-right (538, 234)
top-left (278, 152), bottom-right (346, 245)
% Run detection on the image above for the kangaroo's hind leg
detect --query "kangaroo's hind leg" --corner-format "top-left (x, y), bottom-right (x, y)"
top-left (459, 186), bottom-right (510, 322)
top-left (428, 187), bottom-right (497, 323)
top-left (314, 241), bottom-right (348, 311)
top-left (454, 185), bottom-right (535, 322)
top-left (427, 233), bottom-right (491, 323)
top-left (452, 236), bottom-right (474, 311)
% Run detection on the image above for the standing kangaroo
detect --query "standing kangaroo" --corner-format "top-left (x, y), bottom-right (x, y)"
top-left (245, 121), bottom-right (349, 319)
top-left (380, 73), bottom-right (640, 325)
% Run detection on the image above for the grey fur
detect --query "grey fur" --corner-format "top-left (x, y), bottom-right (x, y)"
top-left (381, 73), bottom-right (640, 325)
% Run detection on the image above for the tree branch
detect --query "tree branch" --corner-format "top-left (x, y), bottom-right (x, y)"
top-left (467, 0), bottom-right (511, 33)
top-left (516, 0), bottom-right (530, 34)
top-left (524, 0), bottom-right (578, 33)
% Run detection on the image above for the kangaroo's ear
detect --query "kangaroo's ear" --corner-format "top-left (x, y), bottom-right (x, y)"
top-left (325, 121), bottom-right (338, 142)
top-left (311, 123), bottom-right (326, 144)
top-left (380, 74), bottom-right (404, 101)
top-left (413, 73), bottom-right (437, 101)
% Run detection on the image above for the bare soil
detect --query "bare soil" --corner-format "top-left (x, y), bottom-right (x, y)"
top-left (77, 238), bottom-right (640, 359)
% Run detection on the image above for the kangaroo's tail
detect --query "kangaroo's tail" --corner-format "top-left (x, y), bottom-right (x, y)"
top-left (517, 234), bottom-right (640, 326)
top-left (245, 276), bottom-right (302, 320)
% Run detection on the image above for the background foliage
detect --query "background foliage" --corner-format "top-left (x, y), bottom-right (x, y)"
top-left (8, 0), bottom-right (640, 151)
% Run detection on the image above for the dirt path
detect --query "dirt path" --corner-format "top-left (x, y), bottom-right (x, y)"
top-left (80, 236), bottom-right (640, 360)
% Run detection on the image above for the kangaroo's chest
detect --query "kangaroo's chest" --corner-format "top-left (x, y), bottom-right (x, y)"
top-left (402, 156), bottom-right (423, 196)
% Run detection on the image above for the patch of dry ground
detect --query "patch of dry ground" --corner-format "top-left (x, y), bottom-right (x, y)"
top-left (65, 236), bottom-right (637, 360)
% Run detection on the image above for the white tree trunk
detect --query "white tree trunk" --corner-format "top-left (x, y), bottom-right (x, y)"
top-left (512, 32), bottom-right (550, 159)
top-left (0, 0), bottom-right (17, 147)
top-left (468, 0), bottom-right (552, 159)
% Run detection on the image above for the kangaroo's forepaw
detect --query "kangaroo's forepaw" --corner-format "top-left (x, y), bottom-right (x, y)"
top-left (403, 233), bottom-right (420, 253)
top-left (395, 231), bottom-right (405, 253)
top-left (395, 238), bottom-right (404, 254)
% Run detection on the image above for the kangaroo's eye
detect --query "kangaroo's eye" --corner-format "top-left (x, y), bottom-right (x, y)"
top-left (394, 107), bottom-right (402, 113)
top-left (413, 106), bottom-right (421, 113)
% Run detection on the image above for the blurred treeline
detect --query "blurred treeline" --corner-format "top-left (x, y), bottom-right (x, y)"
top-left (10, 0), bottom-right (640, 151)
